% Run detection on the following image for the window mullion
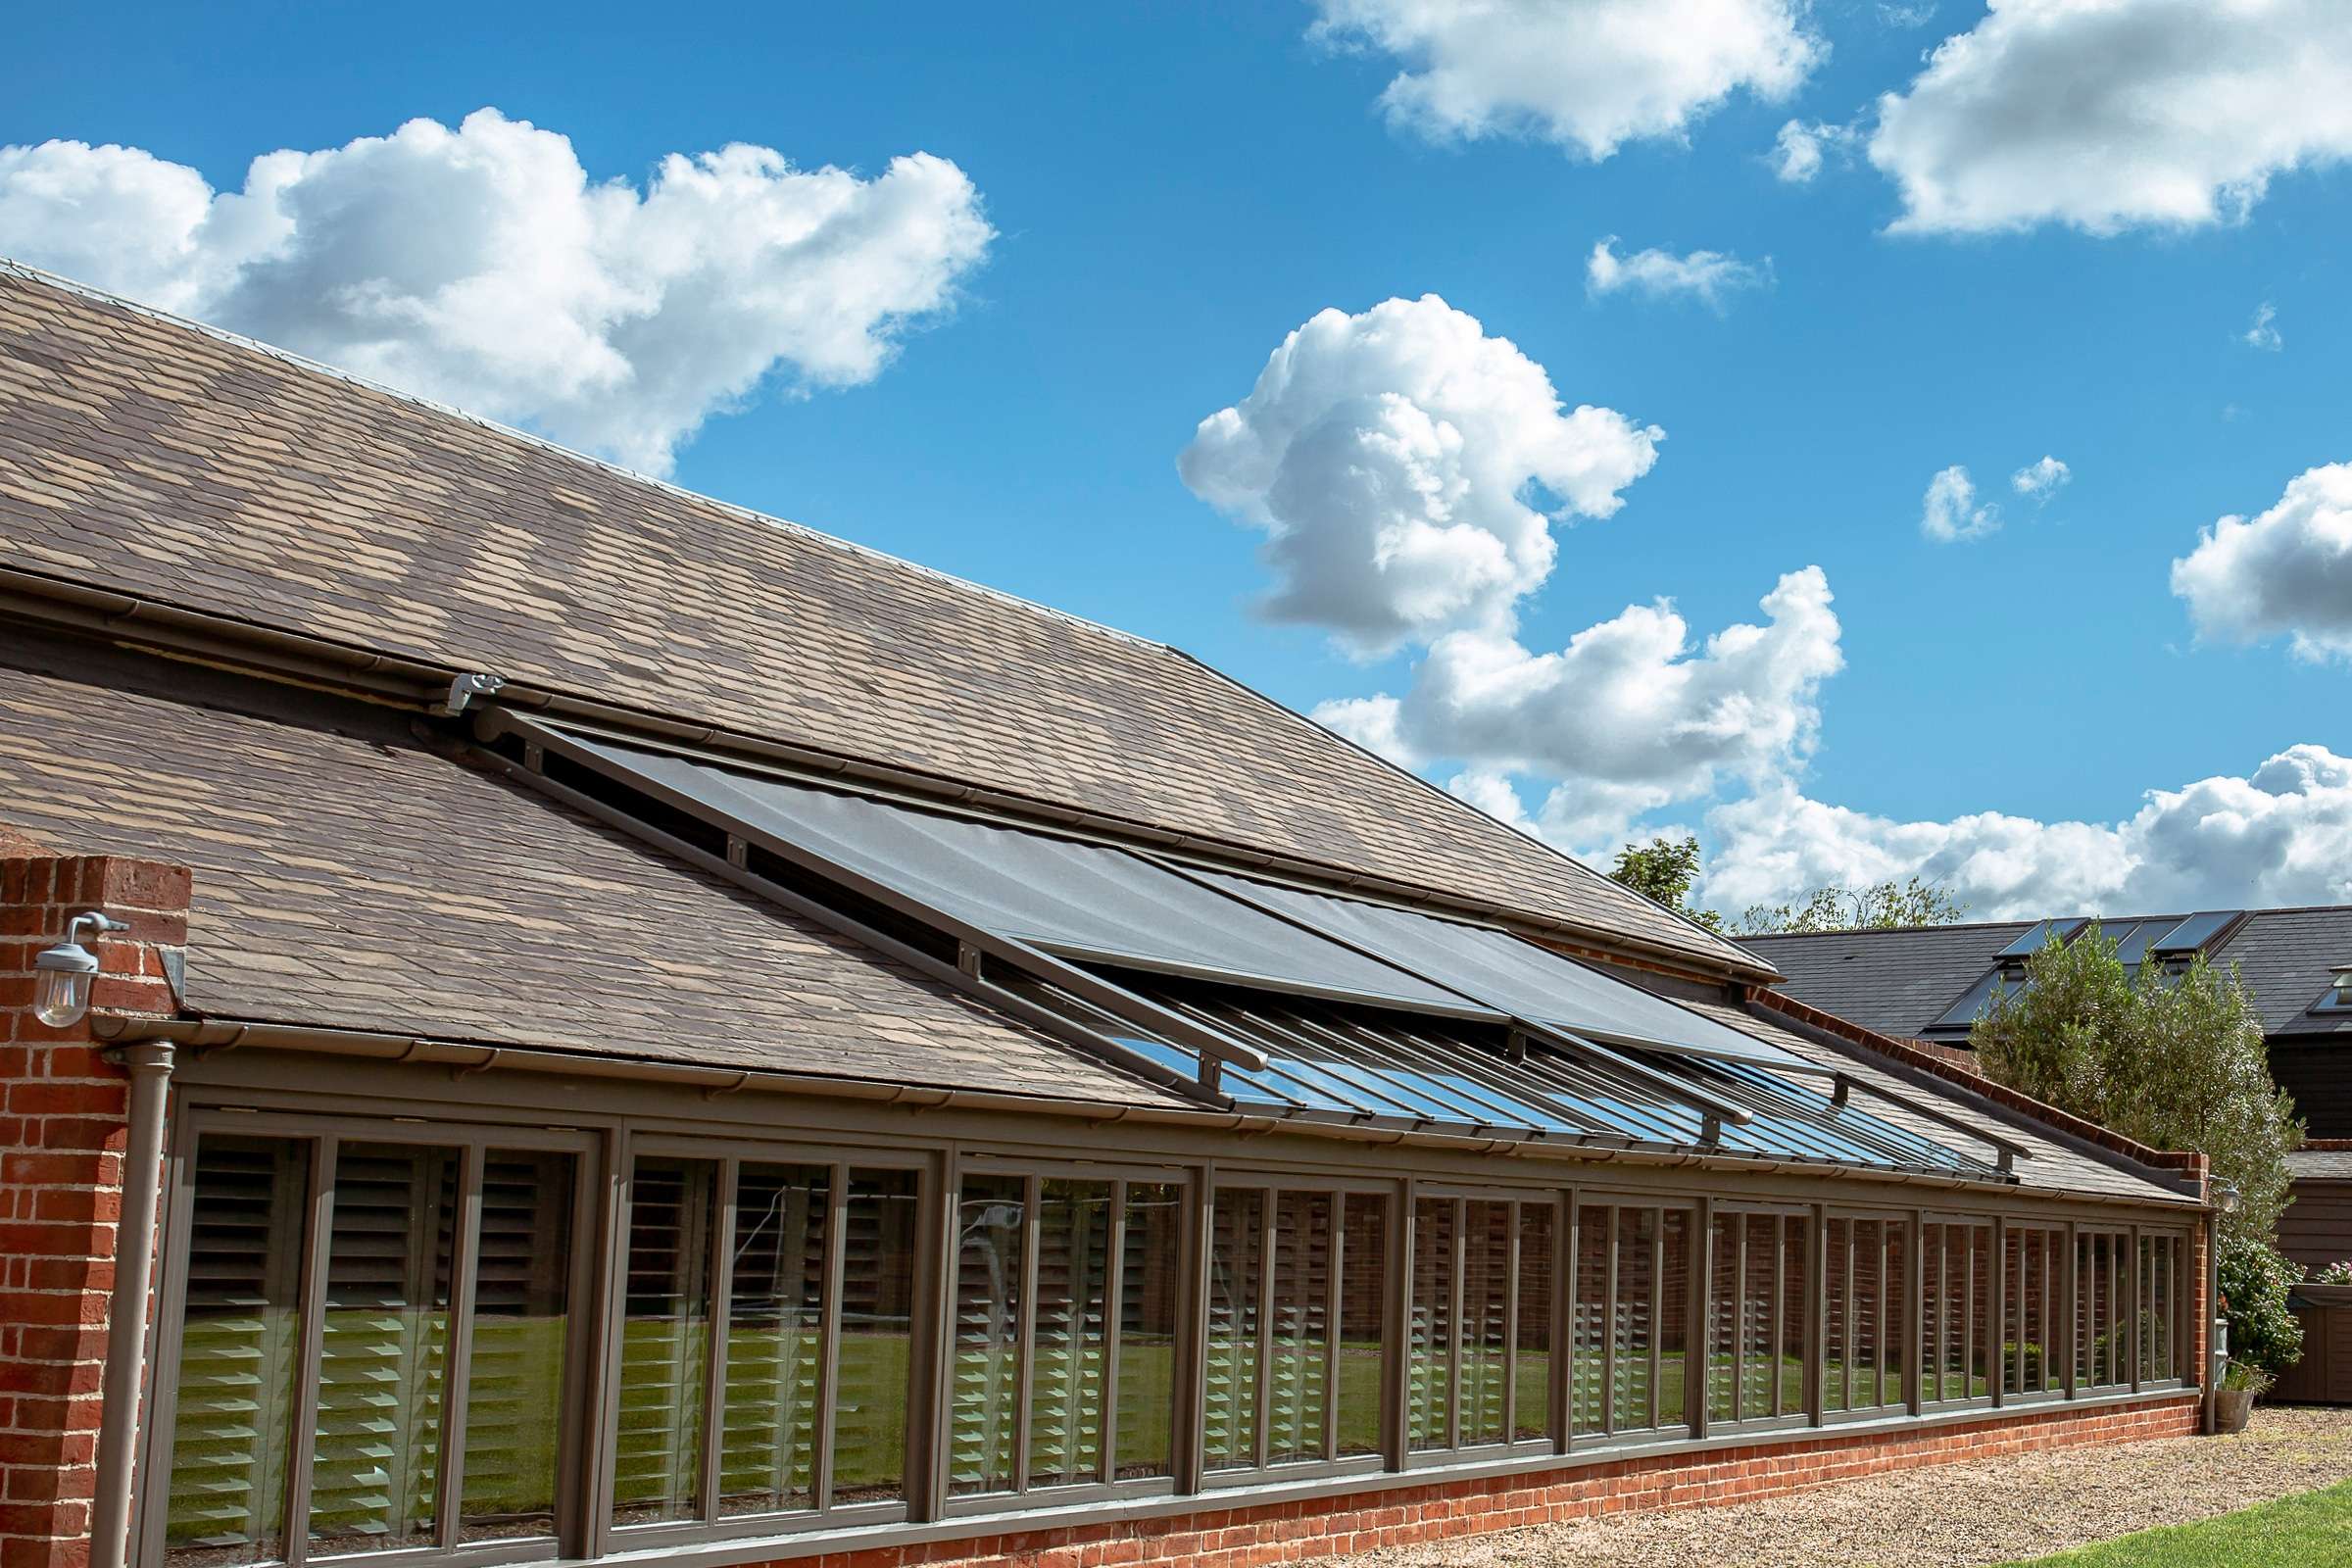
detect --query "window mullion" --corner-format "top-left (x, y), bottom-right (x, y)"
top-left (815, 1161), bottom-right (851, 1511)
top-left (1102, 1178), bottom-right (1128, 1487)
top-left (1551, 1189), bottom-right (1574, 1453)
top-left (1446, 1199), bottom-right (1464, 1451)
top-left (1015, 1174), bottom-right (1043, 1490)
top-left (1500, 1201), bottom-right (1520, 1446)
top-left (699, 1158), bottom-right (739, 1522)
top-left (1252, 1186), bottom-right (1274, 1471)
top-left (1647, 1209), bottom-right (1663, 1433)
top-left (280, 1136), bottom-right (337, 1568)
top-left (1323, 1192), bottom-right (1343, 1463)
top-left (435, 1143), bottom-right (485, 1551)
top-left (1600, 1207), bottom-right (1618, 1437)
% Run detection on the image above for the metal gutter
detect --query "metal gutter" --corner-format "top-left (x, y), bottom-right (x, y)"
top-left (86, 1014), bottom-right (2062, 1197)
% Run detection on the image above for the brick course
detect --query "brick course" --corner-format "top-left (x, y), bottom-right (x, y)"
top-left (773, 1396), bottom-right (2199, 1568)
top-left (0, 852), bottom-right (184, 1568)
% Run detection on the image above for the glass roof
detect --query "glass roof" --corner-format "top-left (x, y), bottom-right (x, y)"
top-left (1194, 868), bottom-right (1818, 1074)
top-left (1029, 974), bottom-right (1998, 1179)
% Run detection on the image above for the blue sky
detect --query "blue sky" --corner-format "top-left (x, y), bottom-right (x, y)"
top-left (6, 0), bottom-right (2350, 919)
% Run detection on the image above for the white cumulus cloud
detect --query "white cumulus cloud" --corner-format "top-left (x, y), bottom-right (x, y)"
top-left (1869, 0), bottom-right (2352, 235)
top-left (1314, 567), bottom-right (1844, 849)
top-left (2172, 463), bottom-right (2352, 662)
top-left (1178, 295), bottom-right (1661, 656)
top-left (2011, 455), bottom-right (2070, 500)
top-left (1308, 0), bottom-right (1823, 161)
top-left (2243, 301), bottom-right (2283, 351)
top-left (0, 110), bottom-right (993, 474)
top-left (1704, 745), bottom-right (2352, 918)
top-left (1769, 119), bottom-right (1862, 183)
top-left (1586, 237), bottom-right (1773, 311)
top-left (1921, 465), bottom-right (1999, 543)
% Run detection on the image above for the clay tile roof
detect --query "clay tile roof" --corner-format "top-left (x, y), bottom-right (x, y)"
top-left (0, 655), bottom-right (1180, 1107)
top-left (0, 263), bottom-right (1761, 979)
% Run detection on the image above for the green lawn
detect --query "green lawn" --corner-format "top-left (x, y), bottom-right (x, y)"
top-left (1996, 1480), bottom-right (2352, 1566)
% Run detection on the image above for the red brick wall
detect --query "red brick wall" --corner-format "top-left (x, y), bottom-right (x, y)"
top-left (0, 852), bottom-right (185, 1568)
top-left (793, 1396), bottom-right (2198, 1568)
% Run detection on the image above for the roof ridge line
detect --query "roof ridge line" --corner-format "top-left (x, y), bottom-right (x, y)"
top-left (0, 256), bottom-right (1170, 656)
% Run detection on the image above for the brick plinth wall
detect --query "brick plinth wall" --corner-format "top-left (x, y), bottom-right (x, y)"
top-left (775, 1396), bottom-right (2199, 1568)
top-left (0, 850), bottom-right (186, 1568)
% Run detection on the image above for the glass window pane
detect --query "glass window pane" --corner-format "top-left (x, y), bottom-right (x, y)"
top-left (1114, 1183), bottom-right (1184, 1479)
top-left (830, 1168), bottom-right (918, 1505)
top-left (166, 1136), bottom-right (310, 1568)
top-left (1740, 1215), bottom-right (1776, 1420)
top-left (1611, 1207), bottom-right (1656, 1433)
top-left (1780, 1216), bottom-right (1809, 1418)
top-left (1028, 1180), bottom-right (1113, 1488)
top-left (458, 1151), bottom-right (575, 1544)
top-left (1570, 1206), bottom-right (1607, 1437)
top-left (310, 1144), bottom-right (459, 1553)
top-left (1882, 1221), bottom-right (1908, 1406)
top-left (717, 1162), bottom-right (828, 1517)
top-left (1515, 1201), bottom-right (1554, 1443)
top-left (1267, 1190), bottom-right (1333, 1465)
top-left (1204, 1189), bottom-right (1265, 1470)
top-left (1658, 1209), bottom-right (1690, 1431)
top-left (612, 1157), bottom-right (717, 1528)
top-left (1967, 1225), bottom-right (1993, 1398)
top-left (1459, 1201), bottom-right (1510, 1446)
top-left (1406, 1198), bottom-right (1455, 1450)
top-left (1823, 1218), bottom-right (1849, 1414)
top-left (1335, 1193), bottom-right (1388, 1459)
top-left (1706, 1213), bottom-right (1738, 1424)
top-left (950, 1175), bottom-right (1026, 1495)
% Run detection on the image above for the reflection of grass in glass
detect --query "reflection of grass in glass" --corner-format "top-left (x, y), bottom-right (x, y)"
top-left (458, 1315), bottom-right (569, 1533)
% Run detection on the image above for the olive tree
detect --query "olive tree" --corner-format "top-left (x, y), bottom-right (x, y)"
top-left (1970, 926), bottom-right (2300, 1250)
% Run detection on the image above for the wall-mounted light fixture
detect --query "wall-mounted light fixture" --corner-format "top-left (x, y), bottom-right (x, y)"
top-left (2211, 1178), bottom-right (2241, 1216)
top-left (33, 911), bottom-right (129, 1029)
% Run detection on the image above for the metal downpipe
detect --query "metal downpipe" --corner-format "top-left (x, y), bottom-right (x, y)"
top-left (90, 1043), bottom-right (175, 1568)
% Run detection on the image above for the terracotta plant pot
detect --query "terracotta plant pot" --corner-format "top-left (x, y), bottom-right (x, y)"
top-left (2212, 1388), bottom-right (2256, 1434)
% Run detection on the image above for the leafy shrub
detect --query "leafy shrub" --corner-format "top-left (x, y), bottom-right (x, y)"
top-left (2219, 1234), bottom-right (2303, 1380)
top-left (2313, 1258), bottom-right (2352, 1286)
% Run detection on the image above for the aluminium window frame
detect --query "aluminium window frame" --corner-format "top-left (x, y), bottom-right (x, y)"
top-left (1397, 1181), bottom-right (1564, 1470)
top-left (1565, 1193), bottom-right (1700, 1448)
top-left (1702, 1201), bottom-right (1814, 1435)
top-left (1198, 1171), bottom-right (1398, 1490)
top-left (936, 1155), bottom-right (1198, 1517)
top-left (2000, 1220), bottom-right (2070, 1408)
top-left (137, 1106), bottom-right (603, 1568)
top-left (598, 1133), bottom-right (941, 1554)
top-left (1917, 1213), bottom-right (1997, 1412)
top-left (1816, 1206), bottom-right (1911, 1427)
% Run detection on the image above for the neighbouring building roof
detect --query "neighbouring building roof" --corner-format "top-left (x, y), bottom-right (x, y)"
top-left (0, 262), bottom-right (1755, 980)
top-left (1743, 907), bottom-right (2352, 1045)
top-left (0, 653), bottom-right (1179, 1108)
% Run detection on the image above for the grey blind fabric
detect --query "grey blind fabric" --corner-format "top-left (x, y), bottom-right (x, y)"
top-left (1194, 871), bottom-right (1813, 1071)
top-left (565, 735), bottom-right (1484, 1015)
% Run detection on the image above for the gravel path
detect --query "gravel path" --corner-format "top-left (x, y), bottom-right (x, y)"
top-left (1337, 1407), bottom-right (2352, 1568)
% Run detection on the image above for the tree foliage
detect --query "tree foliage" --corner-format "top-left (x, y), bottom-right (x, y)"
top-left (1604, 837), bottom-right (1968, 937)
top-left (1970, 925), bottom-right (2301, 1252)
top-left (1734, 876), bottom-right (1970, 935)
top-left (1604, 836), bottom-right (1723, 932)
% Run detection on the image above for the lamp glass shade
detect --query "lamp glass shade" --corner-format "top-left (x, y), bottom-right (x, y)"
top-left (32, 964), bottom-right (93, 1029)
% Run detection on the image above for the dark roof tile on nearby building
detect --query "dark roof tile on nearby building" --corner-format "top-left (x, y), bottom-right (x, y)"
top-left (1738, 922), bottom-right (2029, 1040)
top-left (0, 656), bottom-right (1179, 1108)
top-left (1744, 907), bottom-right (2352, 1044)
top-left (0, 264), bottom-right (1756, 978)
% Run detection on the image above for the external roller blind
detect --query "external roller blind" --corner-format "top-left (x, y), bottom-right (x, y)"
top-left (1194, 870), bottom-right (1816, 1072)
top-left (557, 732), bottom-right (1484, 1016)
